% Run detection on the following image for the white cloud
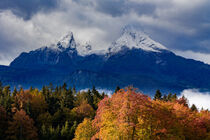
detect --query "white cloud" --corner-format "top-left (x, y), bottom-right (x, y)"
top-left (175, 50), bottom-right (210, 65)
top-left (179, 89), bottom-right (210, 110)
top-left (80, 88), bottom-right (113, 97)
top-left (0, 10), bottom-right (55, 63)
top-left (0, 0), bottom-right (210, 65)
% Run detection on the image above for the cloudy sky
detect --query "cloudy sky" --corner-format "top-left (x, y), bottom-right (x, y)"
top-left (0, 0), bottom-right (210, 65)
top-left (180, 89), bottom-right (210, 110)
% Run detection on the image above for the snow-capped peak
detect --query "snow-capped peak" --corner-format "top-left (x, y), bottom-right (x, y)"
top-left (108, 26), bottom-right (168, 54)
top-left (77, 43), bottom-right (93, 56)
top-left (44, 32), bottom-right (101, 56)
top-left (37, 27), bottom-right (168, 58)
top-left (57, 31), bottom-right (76, 49)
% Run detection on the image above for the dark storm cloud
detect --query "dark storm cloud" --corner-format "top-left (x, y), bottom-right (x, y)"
top-left (95, 0), bottom-right (127, 17)
top-left (74, 0), bottom-right (156, 17)
top-left (0, 0), bottom-right (59, 19)
top-left (1, 0), bottom-right (210, 65)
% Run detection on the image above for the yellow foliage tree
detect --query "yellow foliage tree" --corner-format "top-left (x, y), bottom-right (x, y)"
top-left (74, 118), bottom-right (96, 140)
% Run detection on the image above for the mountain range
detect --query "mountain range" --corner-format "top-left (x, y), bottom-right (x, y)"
top-left (1, 26), bottom-right (210, 94)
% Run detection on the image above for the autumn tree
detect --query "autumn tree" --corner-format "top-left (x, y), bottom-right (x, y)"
top-left (72, 101), bottom-right (95, 121)
top-left (93, 87), bottom-right (151, 139)
top-left (7, 109), bottom-right (38, 140)
top-left (14, 90), bottom-right (31, 112)
top-left (0, 106), bottom-right (7, 139)
top-left (138, 100), bottom-right (184, 140)
top-left (30, 89), bottom-right (48, 118)
top-left (177, 96), bottom-right (188, 107)
top-left (74, 118), bottom-right (96, 140)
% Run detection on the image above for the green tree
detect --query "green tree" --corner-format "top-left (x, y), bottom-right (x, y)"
top-left (167, 93), bottom-right (172, 101)
top-left (115, 86), bottom-right (121, 93)
top-left (92, 86), bottom-right (103, 109)
top-left (163, 94), bottom-right (167, 101)
top-left (171, 93), bottom-right (177, 101)
top-left (3, 85), bottom-right (11, 97)
top-left (154, 89), bottom-right (162, 100)
top-left (40, 124), bottom-right (48, 140)
top-left (191, 104), bottom-right (198, 112)
top-left (48, 125), bottom-right (60, 140)
top-left (61, 121), bottom-right (71, 140)
top-left (12, 87), bottom-right (18, 97)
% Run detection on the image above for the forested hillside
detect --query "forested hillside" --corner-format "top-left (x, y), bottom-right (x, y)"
top-left (0, 82), bottom-right (209, 140)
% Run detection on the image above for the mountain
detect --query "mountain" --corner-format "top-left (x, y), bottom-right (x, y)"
top-left (1, 26), bottom-right (210, 94)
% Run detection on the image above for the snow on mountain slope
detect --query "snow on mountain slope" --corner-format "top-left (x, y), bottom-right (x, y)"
top-left (39, 31), bottom-right (106, 57)
top-left (58, 32), bottom-right (76, 49)
top-left (108, 26), bottom-right (168, 54)
top-left (37, 32), bottom-right (77, 52)
top-left (32, 26), bottom-right (169, 58)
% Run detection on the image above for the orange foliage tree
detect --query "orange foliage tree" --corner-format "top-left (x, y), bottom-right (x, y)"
top-left (72, 101), bottom-right (95, 121)
top-left (93, 87), bottom-right (151, 139)
top-left (89, 87), bottom-right (210, 140)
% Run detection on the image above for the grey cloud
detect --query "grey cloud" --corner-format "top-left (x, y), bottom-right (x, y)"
top-left (0, 0), bottom-right (59, 19)
top-left (95, 0), bottom-right (127, 17)
top-left (1, 0), bottom-right (210, 65)
top-left (94, 0), bottom-right (156, 17)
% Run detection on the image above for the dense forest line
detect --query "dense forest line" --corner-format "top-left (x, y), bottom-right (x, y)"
top-left (0, 82), bottom-right (209, 140)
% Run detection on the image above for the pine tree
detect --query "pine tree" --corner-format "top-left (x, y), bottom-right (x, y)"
top-left (0, 81), bottom-right (3, 96)
top-left (61, 121), bottom-right (71, 140)
top-left (3, 85), bottom-right (11, 97)
top-left (154, 90), bottom-right (162, 100)
top-left (29, 86), bottom-right (34, 92)
top-left (167, 93), bottom-right (172, 101)
top-left (163, 94), bottom-right (167, 101)
top-left (12, 87), bottom-right (18, 97)
top-left (41, 124), bottom-right (48, 140)
top-left (72, 86), bottom-right (77, 96)
top-left (171, 93), bottom-right (177, 101)
top-left (49, 83), bottom-right (54, 93)
top-left (49, 125), bottom-right (60, 140)
top-left (62, 83), bottom-right (67, 92)
top-left (55, 86), bottom-right (59, 95)
top-left (191, 104), bottom-right (198, 112)
top-left (92, 86), bottom-right (102, 109)
top-left (115, 86), bottom-right (120, 93)
top-left (70, 121), bottom-right (77, 139)
top-left (86, 89), bottom-right (94, 108)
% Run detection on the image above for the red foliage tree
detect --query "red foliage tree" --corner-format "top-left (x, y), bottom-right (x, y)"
top-left (6, 109), bottom-right (38, 140)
